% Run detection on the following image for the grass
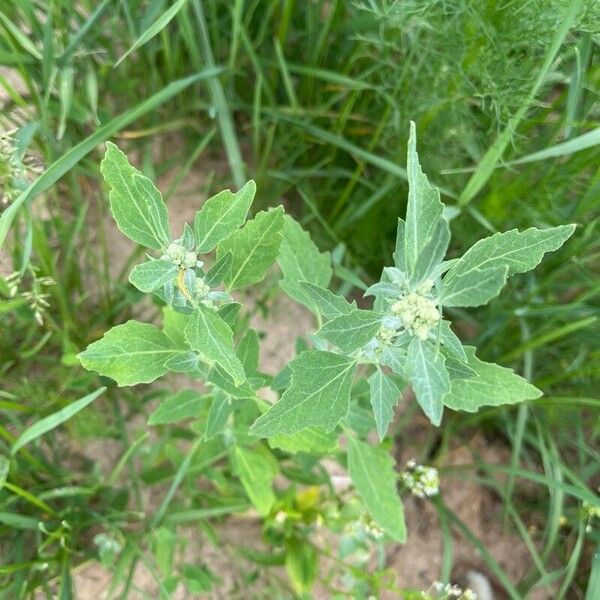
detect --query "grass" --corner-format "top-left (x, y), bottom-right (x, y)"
top-left (1, 0), bottom-right (599, 597)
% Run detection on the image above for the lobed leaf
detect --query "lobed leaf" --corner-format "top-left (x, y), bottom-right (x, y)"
top-left (101, 142), bottom-right (170, 250)
top-left (194, 180), bottom-right (256, 253)
top-left (368, 368), bottom-right (405, 440)
top-left (347, 437), bottom-right (406, 543)
top-left (129, 259), bottom-right (178, 293)
top-left (184, 306), bottom-right (246, 385)
top-left (250, 351), bottom-right (356, 436)
top-left (277, 215), bottom-right (332, 312)
top-left (79, 321), bottom-right (180, 386)
top-left (317, 309), bottom-right (381, 353)
top-left (299, 282), bottom-right (356, 319)
top-left (406, 338), bottom-right (450, 426)
top-left (219, 206), bottom-right (285, 290)
top-left (444, 347), bottom-right (542, 412)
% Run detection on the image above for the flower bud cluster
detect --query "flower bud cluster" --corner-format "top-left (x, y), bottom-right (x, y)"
top-left (422, 582), bottom-right (477, 600)
top-left (401, 459), bottom-right (439, 498)
top-left (391, 288), bottom-right (440, 340)
top-left (162, 242), bottom-right (202, 269)
top-left (1, 131), bottom-right (43, 205)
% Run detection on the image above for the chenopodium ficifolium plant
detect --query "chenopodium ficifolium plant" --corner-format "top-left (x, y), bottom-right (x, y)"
top-left (79, 125), bottom-right (574, 551)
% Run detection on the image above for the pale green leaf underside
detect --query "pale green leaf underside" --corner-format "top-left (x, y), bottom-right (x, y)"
top-left (444, 347), bottom-right (542, 412)
top-left (219, 206), bottom-right (285, 290)
top-left (277, 215), bottom-right (332, 312)
top-left (235, 446), bottom-right (276, 516)
top-left (347, 436), bottom-right (406, 543)
top-left (441, 225), bottom-right (575, 306)
top-left (368, 369), bottom-right (405, 440)
top-left (148, 390), bottom-right (205, 425)
top-left (250, 351), bottom-right (356, 436)
top-left (404, 121), bottom-right (444, 277)
top-left (406, 338), bottom-right (450, 426)
top-left (318, 309), bottom-right (381, 353)
top-left (184, 306), bottom-right (245, 386)
top-left (194, 180), bottom-right (256, 253)
top-left (299, 282), bottom-right (356, 320)
top-left (79, 320), bottom-right (180, 386)
top-left (101, 142), bottom-right (170, 250)
top-left (129, 259), bottom-right (178, 293)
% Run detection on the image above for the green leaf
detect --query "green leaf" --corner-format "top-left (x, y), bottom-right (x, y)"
top-left (194, 180), bottom-right (256, 253)
top-left (393, 218), bottom-right (407, 272)
top-left (380, 344), bottom-right (408, 376)
top-left (129, 259), bottom-right (178, 293)
top-left (101, 142), bottom-right (170, 250)
top-left (285, 538), bottom-right (317, 594)
top-left (218, 206), bottom-right (285, 290)
top-left (317, 309), bottom-right (381, 353)
top-left (234, 446), bottom-right (276, 516)
top-left (205, 391), bottom-right (232, 439)
top-left (204, 252), bottom-right (232, 287)
top-left (12, 388), bottom-right (105, 455)
top-left (437, 321), bottom-right (467, 361)
top-left (440, 264), bottom-right (508, 308)
top-left (299, 282), bottom-right (356, 319)
top-left (250, 351), bottom-right (356, 436)
top-left (444, 347), bottom-right (542, 412)
top-left (268, 428), bottom-right (338, 454)
top-left (368, 368), bottom-right (405, 440)
top-left (148, 390), bottom-right (205, 425)
top-left (347, 437), bottom-right (406, 543)
top-left (406, 338), bottom-right (450, 426)
top-left (184, 306), bottom-right (246, 385)
top-left (79, 321), bottom-right (179, 386)
top-left (237, 328), bottom-right (260, 373)
top-left (441, 226), bottom-right (576, 307)
top-left (404, 122), bottom-right (444, 277)
top-left (277, 216), bottom-right (332, 312)
top-left (410, 218), bottom-right (450, 285)
top-left (208, 365), bottom-right (256, 400)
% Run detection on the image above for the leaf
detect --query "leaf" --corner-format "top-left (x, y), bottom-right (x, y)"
top-left (184, 306), bottom-right (246, 385)
top-left (234, 446), bottom-right (276, 516)
top-left (204, 252), bottom-right (232, 287)
top-left (317, 309), bottom-right (381, 353)
top-left (194, 180), bottom-right (256, 253)
top-left (437, 321), bottom-right (467, 361)
top-left (237, 328), bottom-right (260, 373)
top-left (299, 282), bottom-right (356, 319)
top-left (219, 206), bottom-right (285, 290)
top-left (380, 344), bottom-right (407, 376)
top-left (208, 365), bottom-right (256, 400)
top-left (406, 338), bottom-right (450, 426)
top-left (12, 388), bottom-right (105, 454)
top-left (277, 216), bottom-right (332, 312)
top-left (148, 390), bottom-right (205, 425)
top-left (368, 368), bottom-right (405, 440)
top-left (404, 122), bottom-right (445, 277)
top-left (101, 142), bottom-right (170, 250)
top-left (285, 538), bottom-right (317, 594)
top-left (393, 218), bottom-right (407, 272)
top-left (268, 428), bottom-right (338, 454)
top-left (441, 226), bottom-right (576, 307)
top-left (205, 391), bottom-right (232, 439)
top-left (129, 259), bottom-right (178, 293)
top-left (79, 321), bottom-right (180, 386)
top-left (347, 437), bottom-right (406, 543)
top-left (440, 264), bottom-right (508, 308)
top-left (250, 351), bottom-right (356, 436)
top-left (164, 351), bottom-right (201, 374)
top-left (410, 218), bottom-right (450, 285)
top-left (444, 347), bottom-right (542, 412)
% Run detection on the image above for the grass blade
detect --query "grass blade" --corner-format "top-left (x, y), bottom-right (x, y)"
top-left (116, 0), bottom-right (189, 67)
top-left (11, 387), bottom-right (105, 455)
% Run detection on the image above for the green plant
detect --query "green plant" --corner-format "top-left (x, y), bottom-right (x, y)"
top-left (76, 123), bottom-right (574, 594)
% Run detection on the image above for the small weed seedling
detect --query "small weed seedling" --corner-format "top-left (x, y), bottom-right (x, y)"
top-left (79, 122), bottom-right (574, 590)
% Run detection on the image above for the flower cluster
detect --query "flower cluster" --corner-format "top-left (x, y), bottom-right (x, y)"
top-left (391, 289), bottom-right (440, 340)
top-left (401, 459), bottom-right (439, 498)
top-left (0, 130), bottom-right (43, 205)
top-left (420, 582), bottom-right (478, 600)
top-left (4, 269), bottom-right (55, 325)
top-left (162, 241), bottom-right (203, 270)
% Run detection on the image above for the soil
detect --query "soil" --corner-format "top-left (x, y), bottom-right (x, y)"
top-left (0, 88), bottom-right (556, 597)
